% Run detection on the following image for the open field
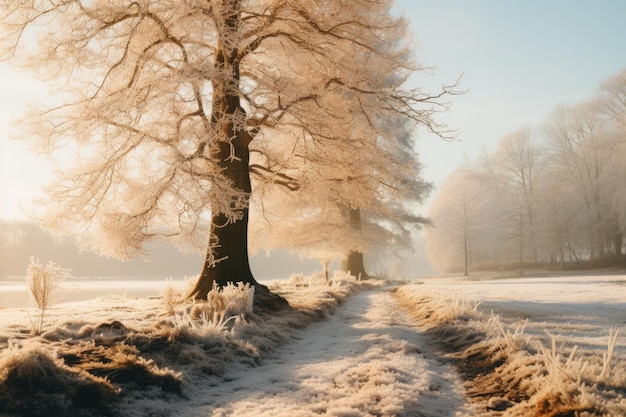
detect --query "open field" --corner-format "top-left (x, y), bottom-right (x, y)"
top-left (396, 273), bottom-right (626, 416)
top-left (0, 272), bottom-right (624, 416)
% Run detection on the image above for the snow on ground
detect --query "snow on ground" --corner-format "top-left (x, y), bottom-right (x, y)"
top-left (170, 288), bottom-right (469, 417)
top-left (415, 274), bottom-right (626, 356)
top-left (1, 272), bottom-right (626, 416)
top-left (396, 274), bottom-right (626, 416)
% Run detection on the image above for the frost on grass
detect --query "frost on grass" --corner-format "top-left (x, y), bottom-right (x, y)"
top-left (25, 257), bottom-right (71, 335)
top-left (0, 341), bottom-right (117, 417)
top-left (395, 285), bottom-right (626, 416)
top-left (0, 273), bottom-right (368, 416)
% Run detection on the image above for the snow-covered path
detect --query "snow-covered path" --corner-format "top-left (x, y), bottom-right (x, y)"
top-left (187, 288), bottom-right (468, 417)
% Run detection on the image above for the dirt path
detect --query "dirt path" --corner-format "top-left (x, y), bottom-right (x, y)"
top-left (184, 287), bottom-right (470, 417)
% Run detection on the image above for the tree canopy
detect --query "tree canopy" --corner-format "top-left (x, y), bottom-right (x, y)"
top-left (1, 0), bottom-right (455, 301)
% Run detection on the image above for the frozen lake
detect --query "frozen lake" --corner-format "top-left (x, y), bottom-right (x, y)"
top-left (0, 276), bottom-right (286, 308)
top-left (0, 278), bottom-right (175, 308)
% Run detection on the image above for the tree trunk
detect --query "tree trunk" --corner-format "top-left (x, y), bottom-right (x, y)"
top-left (613, 232), bottom-right (623, 264)
top-left (341, 207), bottom-right (370, 279)
top-left (188, 137), bottom-right (287, 309)
top-left (343, 251), bottom-right (369, 280)
top-left (463, 229), bottom-right (469, 276)
top-left (519, 212), bottom-right (524, 275)
top-left (188, 4), bottom-right (287, 311)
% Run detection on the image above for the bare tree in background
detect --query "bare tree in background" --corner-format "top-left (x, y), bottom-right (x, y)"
top-left (488, 127), bottom-right (545, 273)
top-left (598, 68), bottom-right (626, 129)
top-left (1, 0), bottom-right (453, 307)
top-left (251, 114), bottom-right (435, 280)
top-left (425, 167), bottom-right (488, 275)
top-left (544, 102), bottom-right (621, 262)
top-left (424, 67), bottom-right (626, 273)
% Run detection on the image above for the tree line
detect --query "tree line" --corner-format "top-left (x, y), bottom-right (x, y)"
top-left (426, 68), bottom-right (626, 275)
top-left (0, 220), bottom-right (203, 279)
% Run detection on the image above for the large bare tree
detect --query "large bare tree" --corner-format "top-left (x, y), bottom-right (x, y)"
top-left (1, 0), bottom-right (453, 306)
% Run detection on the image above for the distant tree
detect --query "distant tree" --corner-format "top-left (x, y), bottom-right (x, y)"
top-left (1, 1), bottom-right (453, 306)
top-left (251, 113), bottom-right (435, 280)
top-left (424, 67), bottom-right (626, 273)
top-left (427, 129), bottom-right (550, 274)
top-left (336, 117), bottom-right (435, 279)
top-left (598, 68), bottom-right (626, 129)
top-left (484, 127), bottom-right (546, 273)
top-left (543, 101), bottom-right (622, 261)
top-left (596, 69), bottom-right (626, 258)
top-left (533, 164), bottom-right (581, 267)
top-left (425, 166), bottom-right (488, 275)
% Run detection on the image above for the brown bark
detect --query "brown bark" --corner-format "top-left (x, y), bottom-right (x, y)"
top-left (188, 2), bottom-right (287, 310)
top-left (343, 251), bottom-right (369, 280)
top-left (341, 207), bottom-right (370, 280)
top-left (188, 140), bottom-right (288, 311)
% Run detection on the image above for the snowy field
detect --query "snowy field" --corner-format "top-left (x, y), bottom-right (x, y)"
top-left (0, 276), bottom-right (285, 309)
top-left (415, 274), bottom-right (626, 356)
top-left (0, 273), bottom-right (625, 416)
top-left (396, 273), bottom-right (626, 416)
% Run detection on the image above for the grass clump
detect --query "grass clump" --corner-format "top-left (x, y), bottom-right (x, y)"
top-left (0, 342), bottom-right (117, 417)
top-left (25, 257), bottom-right (71, 335)
top-left (394, 285), bottom-right (626, 416)
top-left (161, 282), bottom-right (255, 342)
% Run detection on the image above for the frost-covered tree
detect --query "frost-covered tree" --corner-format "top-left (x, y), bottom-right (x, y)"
top-left (425, 166), bottom-right (490, 274)
top-left (596, 69), bottom-right (626, 255)
top-left (533, 163), bottom-right (581, 266)
top-left (427, 130), bottom-right (550, 273)
top-left (425, 67), bottom-right (626, 273)
top-left (598, 68), bottom-right (626, 130)
top-left (251, 111), bottom-right (435, 280)
top-left (0, 1), bottom-right (452, 305)
top-left (484, 127), bottom-right (546, 272)
top-left (544, 101), bottom-right (622, 261)
top-left (335, 116), bottom-right (435, 279)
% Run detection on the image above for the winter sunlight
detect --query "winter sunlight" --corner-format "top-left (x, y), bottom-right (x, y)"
top-left (2, 1), bottom-right (626, 416)
top-left (1, 274), bottom-right (625, 415)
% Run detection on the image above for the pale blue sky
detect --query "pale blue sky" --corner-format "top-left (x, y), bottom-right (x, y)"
top-left (396, 0), bottom-right (626, 203)
top-left (1, 1), bottom-right (626, 219)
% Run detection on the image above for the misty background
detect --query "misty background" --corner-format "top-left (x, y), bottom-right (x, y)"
top-left (0, 221), bottom-right (433, 280)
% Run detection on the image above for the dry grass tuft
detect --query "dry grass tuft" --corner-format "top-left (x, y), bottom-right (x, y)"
top-left (0, 342), bottom-right (117, 416)
top-left (61, 342), bottom-right (183, 394)
top-left (394, 285), bottom-right (626, 416)
top-left (25, 257), bottom-right (71, 335)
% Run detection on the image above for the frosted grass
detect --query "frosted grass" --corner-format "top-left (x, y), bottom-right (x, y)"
top-left (1, 272), bottom-right (625, 416)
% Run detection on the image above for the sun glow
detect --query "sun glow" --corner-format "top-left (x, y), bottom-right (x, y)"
top-left (0, 64), bottom-right (51, 220)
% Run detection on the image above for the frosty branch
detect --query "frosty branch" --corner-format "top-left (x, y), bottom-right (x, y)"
top-left (1, 0), bottom-right (457, 307)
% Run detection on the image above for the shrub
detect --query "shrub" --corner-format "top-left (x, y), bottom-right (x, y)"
top-left (165, 282), bottom-right (255, 341)
top-left (25, 257), bottom-right (71, 335)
